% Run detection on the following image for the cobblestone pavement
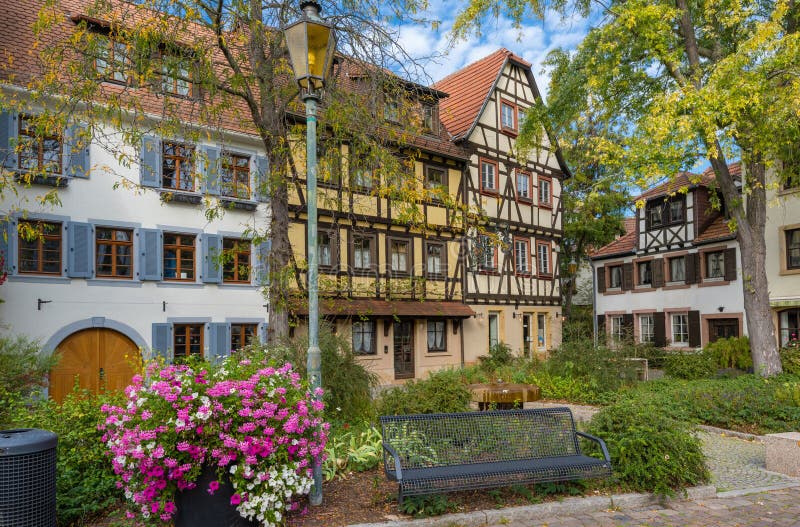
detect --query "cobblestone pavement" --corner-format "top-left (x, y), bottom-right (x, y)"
top-left (699, 431), bottom-right (799, 492)
top-left (493, 487), bottom-right (800, 527)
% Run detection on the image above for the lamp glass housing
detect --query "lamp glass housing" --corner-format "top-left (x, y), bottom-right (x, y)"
top-left (284, 17), bottom-right (336, 90)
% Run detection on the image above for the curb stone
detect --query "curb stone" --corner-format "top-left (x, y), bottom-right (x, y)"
top-left (695, 424), bottom-right (763, 442)
top-left (348, 485), bottom-right (717, 527)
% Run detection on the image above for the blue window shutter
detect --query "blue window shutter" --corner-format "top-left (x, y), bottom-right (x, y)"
top-left (208, 322), bottom-right (231, 362)
top-left (66, 221), bottom-right (93, 278)
top-left (138, 228), bottom-right (162, 281)
top-left (0, 111), bottom-right (18, 169)
top-left (151, 323), bottom-right (173, 361)
top-left (140, 135), bottom-right (161, 188)
top-left (200, 146), bottom-right (221, 195)
top-left (255, 240), bottom-right (271, 286)
top-left (254, 155), bottom-right (269, 202)
top-left (63, 124), bottom-right (90, 178)
top-left (201, 233), bottom-right (222, 283)
top-left (0, 219), bottom-right (16, 274)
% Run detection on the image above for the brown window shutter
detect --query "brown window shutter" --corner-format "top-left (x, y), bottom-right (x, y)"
top-left (623, 313), bottom-right (634, 342)
top-left (688, 310), bottom-right (701, 347)
top-left (622, 262), bottom-right (634, 290)
top-left (597, 265), bottom-right (606, 293)
top-left (596, 315), bottom-right (606, 338)
top-left (685, 253), bottom-right (697, 284)
top-left (724, 247), bottom-right (737, 281)
top-left (653, 312), bottom-right (666, 347)
top-left (652, 258), bottom-right (664, 287)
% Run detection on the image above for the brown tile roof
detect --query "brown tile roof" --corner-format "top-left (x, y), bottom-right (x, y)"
top-left (694, 215), bottom-right (735, 244)
top-left (590, 217), bottom-right (636, 259)
top-left (291, 298), bottom-right (476, 318)
top-left (638, 162), bottom-right (742, 201)
top-left (433, 48), bottom-right (527, 140)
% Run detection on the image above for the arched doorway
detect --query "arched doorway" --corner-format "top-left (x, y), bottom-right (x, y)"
top-left (49, 328), bottom-right (140, 403)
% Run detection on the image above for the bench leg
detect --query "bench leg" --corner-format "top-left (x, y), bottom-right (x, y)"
top-left (397, 485), bottom-right (404, 507)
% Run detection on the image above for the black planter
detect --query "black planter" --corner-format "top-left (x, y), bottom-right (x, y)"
top-left (174, 466), bottom-right (258, 527)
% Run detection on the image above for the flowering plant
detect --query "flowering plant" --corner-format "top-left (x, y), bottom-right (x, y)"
top-left (100, 353), bottom-right (328, 526)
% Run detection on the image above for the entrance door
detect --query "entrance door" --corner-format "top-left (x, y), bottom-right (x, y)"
top-left (50, 328), bottom-right (139, 403)
top-left (708, 318), bottom-right (739, 343)
top-left (393, 321), bottom-right (415, 380)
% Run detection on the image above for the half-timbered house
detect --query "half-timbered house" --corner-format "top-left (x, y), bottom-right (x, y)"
top-left (434, 49), bottom-right (569, 361)
top-left (591, 166), bottom-right (746, 348)
top-left (286, 74), bottom-right (475, 384)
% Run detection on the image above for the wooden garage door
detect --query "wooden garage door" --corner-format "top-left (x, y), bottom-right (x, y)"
top-left (50, 328), bottom-right (139, 403)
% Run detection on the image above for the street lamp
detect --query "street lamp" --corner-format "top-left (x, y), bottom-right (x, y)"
top-left (283, 1), bottom-right (336, 507)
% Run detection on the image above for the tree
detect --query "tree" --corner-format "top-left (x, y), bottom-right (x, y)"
top-left (8, 0), bottom-right (464, 340)
top-left (455, 0), bottom-right (800, 376)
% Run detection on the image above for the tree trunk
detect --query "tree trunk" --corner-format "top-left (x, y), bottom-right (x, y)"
top-left (267, 150), bottom-right (292, 343)
top-left (562, 275), bottom-right (574, 319)
top-left (710, 154), bottom-right (781, 376)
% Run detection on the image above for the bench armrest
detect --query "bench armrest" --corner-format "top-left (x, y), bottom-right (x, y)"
top-left (576, 431), bottom-right (611, 463)
top-left (382, 442), bottom-right (403, 481)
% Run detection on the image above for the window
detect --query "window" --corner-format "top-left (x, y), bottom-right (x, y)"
top-left (162, 142), bottom-right (195, 191)
top-left (222, 238), bottom-right (250, 283)
top-left (647, 197), bottom-right (684, 229)
top-left (424, 165), bottom-right (447, 193)
top-left (427, 321), bottom-right (446, 352)
top-left (500, 101), bottom-right (516, 131)
top-left (669, 199), bottom-right (684, 223)
top-left (221, 153), bottom-right (250, 199)
top-left (478, 234), bottom-right (496, 271)
top-left (18, 220), bottom-right (61, 275)
top-left (422, 104), bottom-right (438, 134)
top-left (173, 324), bottom-right (203, 359)
top-left (95, 36), bottom-right (129, 84)
top-left (610, 316), bottom-right (625, 342)
top-left (384, 97), bottom-right (400, 123)
top-left (516, 170), bottom-right (532, 201)
top-left (514, 238), bottom-right (530, 274)
top-left (639, 314), bottom-right (655, 343)
top-left (517, 108), bottom-right (527, 126)
top-left (231, 323), bottom-right (257, 350)
top-left (669, 257), bottom-right (685, 282)
top-left (353, 235), bottom-right (373, 271)
top-left (488, 312), bottom-right (499, 347)
top-left (480, 159), bottom-right (497, 193)
top-left (351, 159), bottom-right (374, 190)
top-left (608, 265), bottom-right (623, 288)
top-left (647, 202), bottom-right (663, 229)
top-left (537, 242), bottom-right (551, 275)
top-left (163, 233), bottom-right (196, 281)
top-left (786, 229), bottom-right (800, 270)
top-left (537, 313), bottom-right (546, 349)
top-left (779, 309), bottom-right (800, 347)
top-left (637, 260), bottom-right (652, 286)
top-left (390, 239), bottom-right (410, 273)
top-left (706, 250), bottom-right (725, 279)
top-left (318, 232), bottom-right (333, 268)
top-left (18, 115), bottom-right (62, 174)
top-left (426, 242), bottom-right (444, 277)
top-left (352, 320), bottom-right (376, 355)
top-left (538, 177), bottom-right (552, 206)
top-left (96, 227), bottom-right (133, 278)
top-left (160, 51), bottom-right (192, 97)
top-left (671, 314), bottom-right (689, 345)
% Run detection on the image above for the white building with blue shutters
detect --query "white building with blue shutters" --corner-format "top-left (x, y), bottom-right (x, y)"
top-left (0, 109), bottom-right (272, 402)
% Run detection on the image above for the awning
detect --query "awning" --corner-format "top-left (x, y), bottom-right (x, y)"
top-left (290, 298), bottom-right (476, 318)
top-left (770, 298), bottom-right (800, 308)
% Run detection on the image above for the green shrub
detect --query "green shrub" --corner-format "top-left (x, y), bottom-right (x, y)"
top-left (545, 336), bottom-right (640, 392)
top-left (664, 351), bottom-right (716, 380)
top-left (705, 336), bottom-right (752, 370)
top-left (528, 370), bottom-right (600, 403)
top-left (775, 382), bottom-right (800, 406)
top-left (780, 346), bottom-right (800, 375)
top-left (0, 334), bottom-right (55, 428)
top-left (586, 402), bottom-right (709, 497)
top-left (323, 423), bottom-right (383, 480)
top-left (398, 494), bottom-right (458, 517)
top-left (8, 391), bottom-right (123, 525)
top-left (478, 341), bottom-right (514, 371)
top-left (376, 368), bottom-right (472, 415)
top-left (244, 323), bottom-right (378, 423)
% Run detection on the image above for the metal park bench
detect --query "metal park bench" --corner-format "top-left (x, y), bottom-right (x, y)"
top-left (380, 407), bottom-right (612, 505)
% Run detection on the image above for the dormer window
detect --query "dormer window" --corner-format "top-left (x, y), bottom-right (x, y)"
top-left (95, 35), bottom-right (130, 84)
top-left (669, 199), bottom-right (684, 223)
top-left (422, 104), bottom-right (438, 135)
top-left (646, 196), bottom-right (685, 230)
top-left (159, 49), bottom-right (193, 97)
top-left (384, 97), bottom-right (400, 123)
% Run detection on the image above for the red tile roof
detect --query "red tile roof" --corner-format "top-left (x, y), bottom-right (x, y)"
top-left (638, 162), bottom-right (742, 201)
top-left (590, 218), bottom-right (636, 259)
top-left (694, 215), bottom-right (735, 244)
top-left (433, 49), bottom-right (528, 140)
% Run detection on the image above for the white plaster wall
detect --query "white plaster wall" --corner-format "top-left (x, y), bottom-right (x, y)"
top-left (765, 184), bottom-right (800, 304)
top-left (0, 130), bottom-right (271, 354)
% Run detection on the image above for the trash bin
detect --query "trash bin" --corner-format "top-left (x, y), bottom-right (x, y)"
top-left (0, 429), bottom-right (58, 527)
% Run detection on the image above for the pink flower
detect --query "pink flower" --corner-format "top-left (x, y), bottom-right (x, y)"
top-left (230, 493), bottom-right (242, 506)
top-left (208, 480), bottom-right (220, 495)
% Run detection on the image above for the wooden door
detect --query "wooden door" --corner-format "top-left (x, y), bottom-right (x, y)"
top-left (708, 318), bottom-right (739, 343)
top-left (50, 328), bottom-right (139, 403)
top-left (393, 321), bottom-right (415, 380)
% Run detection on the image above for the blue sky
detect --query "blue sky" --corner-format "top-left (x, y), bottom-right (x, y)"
top-left (394, 2), bottom-right (595, 99)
